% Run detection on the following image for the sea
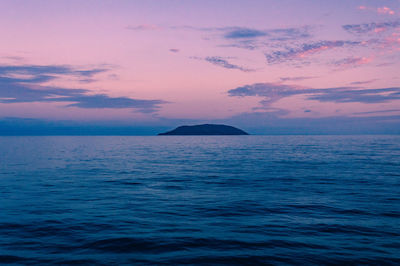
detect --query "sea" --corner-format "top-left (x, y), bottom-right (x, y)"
top-left (0, 135), bottom-right (399, 265)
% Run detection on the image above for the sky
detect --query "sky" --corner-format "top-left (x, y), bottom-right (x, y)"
top-left (1, 0), bottom-right (400, 134)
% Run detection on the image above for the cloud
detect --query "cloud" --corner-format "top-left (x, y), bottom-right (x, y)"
top-left (339, 21), bottom-right (400, 58)
top-left (0, 80), bottom-right (165, 113)
top-left (74, 68), bottom-right (108, 77)
top-left (353, 109), bottom-right (400, 115)
top-left (376, 62), bottom-right (395, 67)
top-left (174, 25), bottom-right (312, 50)
top-left (350, 79), bottom-right (378, 85)
top-left (378, 31), bottom-right (400, 49)
top-left (343, 20), bottom-right (400, 34)
top-left (228, 82), bottom-right (400, 105)
top-left (377, 7), bottom-right (396, 15)
top-left (126, 24), bottom-right (161, 31)
top-left (169, 25), bottom-right (311, 41)
top-left (265, 41), bottom-right (360, 64)
top-left (358, 6), bottom-right (396, 15)
top-left (64, 95), bottom-right (165, 112)
top-left (127, 24), bottom-right (312, 53)
top-left (280, 76), bottom-right (316, 82)
top-left (204, 56), bottom-right (255, 72)
top-left (267, 27), bottom-right (312, 41)
top-left (220, 26), bottom-right (312, 50)
top-left (224, 28), bottom-right (267, 39)
top-left (169, 48), bottom-right (180, 53)
top-left (331, 56), bottom-right (372, 69)
top-left (0, 64), bottom-right (166, 113)
top-left (228, 82), bottom-right (305, 105)
top-left (0, 64), bottom-right (109, 83)
top-left (307, 87), bottom-right (400, 104)
top-left (0, 65), bottom-right (94, 76)
top-left (222, 26), bottom-right (311, 41)
top-left (0, 79), bottom-right (85, 101)
top-left (222, 111), bottom-right (400, 134)
top-left (218, 40), bottom-right (259, 50)
top-left (1, 56), bottom-right (24, 62)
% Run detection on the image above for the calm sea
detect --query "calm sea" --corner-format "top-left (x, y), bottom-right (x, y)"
top-left (0, 136), bottom-right (399, 265)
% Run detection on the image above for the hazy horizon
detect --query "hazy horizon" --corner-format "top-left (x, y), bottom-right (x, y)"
top-left (1, 116), bottom-right (399, 135)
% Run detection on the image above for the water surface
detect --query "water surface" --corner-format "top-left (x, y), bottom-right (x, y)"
top-left (0, 136), bottom-right (399, 264)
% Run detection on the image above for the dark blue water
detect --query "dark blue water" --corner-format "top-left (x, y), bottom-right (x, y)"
top-left (0, 136), bottom-right (399, 265)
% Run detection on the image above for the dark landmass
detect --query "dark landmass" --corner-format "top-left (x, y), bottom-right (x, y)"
top-left (158, 124), bottom-right (249, 135)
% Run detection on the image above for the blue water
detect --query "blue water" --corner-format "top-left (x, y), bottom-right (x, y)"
top-left (0, 136), bottom-right (399, 265)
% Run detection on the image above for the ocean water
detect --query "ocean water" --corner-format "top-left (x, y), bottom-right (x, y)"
top-left (0, 135), bottom-right (399, 265)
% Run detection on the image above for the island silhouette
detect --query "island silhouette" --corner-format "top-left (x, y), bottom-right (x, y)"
top-left (158, 124), bottom-right (249, 135)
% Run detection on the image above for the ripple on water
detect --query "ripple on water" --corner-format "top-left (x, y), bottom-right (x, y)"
top-left (0, 135), bottom-right (399, 264)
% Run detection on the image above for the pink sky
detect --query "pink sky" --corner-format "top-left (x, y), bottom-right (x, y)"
top-left (1, 0), bottom-right (400, 133)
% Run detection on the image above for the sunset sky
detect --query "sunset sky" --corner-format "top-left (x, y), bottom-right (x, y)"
top-left (1, 0), bottom-right (400, 134)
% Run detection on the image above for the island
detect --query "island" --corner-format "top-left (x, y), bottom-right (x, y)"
top-left (158, 124), bottom-right (249, 135)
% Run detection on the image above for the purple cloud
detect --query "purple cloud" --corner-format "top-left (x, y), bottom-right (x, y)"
top-left (0, 64), bottom-right (166, 113)
top-left (343, 20), bottom-right (400, 34)
top-left (265, 41), bottom-right (360, 64)
top-left (331, 57), bottom-right (372, 69)
top-left (204, 56), bottom-right (255, 72)
top-left (224, 28), bottom-right (267, 39)
top-left (228, 82), bottom-right (400, 105)
top-left (280, 76), bottom-right (316, 82)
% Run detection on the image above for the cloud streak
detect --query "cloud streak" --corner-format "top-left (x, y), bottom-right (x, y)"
top-left (353, 109), bottom-right (400, 115)
top-left (173, 25), bottom-right (313, 50)
top-left (358, 6), bottom-right (396, 16)
top-left (264, 41), bottom-right (360, 64)
top-left (228, 82), bottom-right (400, 105)
top-left (331, 56), bottom-right (372, 69)
top-left (0, 64), bottom-right (109, 84)
top-left (377, 7), bottom-right (396, 15)
top-left (343, 20), bottom-right (400, 34)
top-left (0, 65), bottom-right (108, 77)
top-left (204, 56), bottom-right (254, 72)
top-left (0, 64), bottom-right (166, 113)
top-left (280, 76), bottom-right (316, 82)
top-left (350, 79), bottom-right (378, 85)
top-left (220, 26), bottom-right (313, 50)
top-left (126, 24), bottom-right (162, 31)
top-left (222, 26), bottom-right (312, 41)
top-left (224, 28), bottom-right (267, 39)
top-left (173, 25), bottom-right (312, 41)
